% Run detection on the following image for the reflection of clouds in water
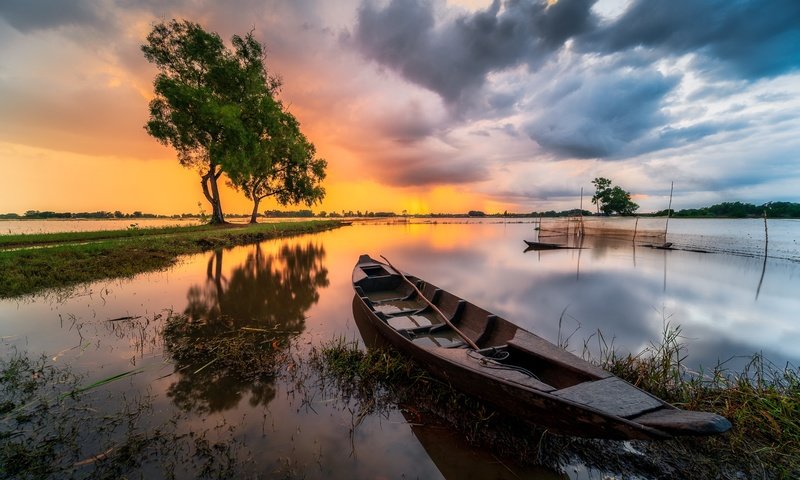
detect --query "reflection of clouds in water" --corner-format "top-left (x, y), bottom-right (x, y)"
top-left (371, 225), bottom-right (800, 371)
top-left (500, 270), bottom-right (664, 354)
top-left (683, 333), bottom-right (796, 373)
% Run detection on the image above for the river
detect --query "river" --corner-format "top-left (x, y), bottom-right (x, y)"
top-left (1, 219), bottom-right (798, 478)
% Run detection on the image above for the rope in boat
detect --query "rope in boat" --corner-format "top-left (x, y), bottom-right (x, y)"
top-left (466, 349), bottom-right (542, 382)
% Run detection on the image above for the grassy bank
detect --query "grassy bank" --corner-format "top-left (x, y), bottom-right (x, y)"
top-left (0, 220), bottom-right (343, 298)
top-left (311, 333), bottom-right (800, 479)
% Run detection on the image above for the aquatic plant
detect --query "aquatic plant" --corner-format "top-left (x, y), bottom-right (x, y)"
top-left (0, 347), bottom-right (255, 479)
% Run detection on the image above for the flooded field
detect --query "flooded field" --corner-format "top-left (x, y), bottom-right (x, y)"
top-left (2, 220), bottom-right (799, 478)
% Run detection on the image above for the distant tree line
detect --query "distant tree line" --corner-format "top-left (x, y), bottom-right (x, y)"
top-left (7, 203), bottom-right (798, 221)
top-left (263, 209), bottom-right (315, 218)
top-left (0, 210), bottom-right (187, 220)
top-left (652, 201), bottom-right (800, 218)
top-left (427, 209), bottom-right (593, 218)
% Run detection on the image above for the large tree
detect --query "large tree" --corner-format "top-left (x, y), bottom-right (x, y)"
top-left (142, 20), bottom-right (275, 224)
top-left (591, 177), bottom-right (639, 215)
top-left (222, 38), bottom-right (326, 223)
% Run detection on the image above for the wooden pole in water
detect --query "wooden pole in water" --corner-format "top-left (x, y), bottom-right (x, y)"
top-left (579, 187), bottom-right (584, 237)
top-left (757, 210), bottom-right (769, 299)
top-left (664, 181), bottom-right (674, 239)
top-left (379, 255), bottom-right (479, 350)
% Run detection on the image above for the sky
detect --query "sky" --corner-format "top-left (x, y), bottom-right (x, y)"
top-left (1, 0), bottom-right (799, 215)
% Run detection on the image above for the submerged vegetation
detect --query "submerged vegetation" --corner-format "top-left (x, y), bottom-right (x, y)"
top-left (0, 348), bottom-right (255, 479)
top-left (311, 331), bottom-right (800, 479)
top-left (0, 220), bottom-right (342, 298)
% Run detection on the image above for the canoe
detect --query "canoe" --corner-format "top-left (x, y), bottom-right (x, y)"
top-left (352, 254), bottom-right (731, 440)
top-left (523, 240), bottom-right (563, 250)
top-left (523, 240), bottom-right (584, 251)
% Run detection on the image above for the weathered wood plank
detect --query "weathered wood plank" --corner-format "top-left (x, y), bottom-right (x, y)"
top-left (506, 330), bottom-right (612, 380)
top-left (552, 377), bottom-right (663, 418)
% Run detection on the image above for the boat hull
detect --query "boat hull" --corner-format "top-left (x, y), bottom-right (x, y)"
top-left (352, 297), bottom-right (668, 439)
top-left (352, 254), bottom-right (731, 440)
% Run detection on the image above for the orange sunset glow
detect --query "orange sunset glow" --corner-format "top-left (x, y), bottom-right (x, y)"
top-left (2, 0), bottom-right (799, 216)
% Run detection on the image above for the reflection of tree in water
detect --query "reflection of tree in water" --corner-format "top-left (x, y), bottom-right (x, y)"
top-left (164, 242), bottom-right (328, 413)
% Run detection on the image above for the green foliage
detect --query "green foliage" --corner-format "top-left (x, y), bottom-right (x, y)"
top-left (142, 20), bottom-right (275, 224)
top-left (659, 201), bottom-right (800, 218)
top-left (220, 39), bottom-right (326, 223)
top-left (142, 20), bottom-right (326, 225)
top-left (591, 177), bottom-right (639, 215)
top-left (592, 323), bottom-right (800, 477)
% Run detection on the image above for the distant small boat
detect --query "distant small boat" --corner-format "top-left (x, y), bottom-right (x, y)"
top-left (645, 242), bottom-right (673, 250)
top-left (523, 240), bottom-right (563, 250)
top-left (352, 254), bottom-right (731, 440)
top-left (523, 240), bottom-right (583, 250)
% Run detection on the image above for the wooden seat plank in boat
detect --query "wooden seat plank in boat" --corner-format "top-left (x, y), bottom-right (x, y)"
top-left (387, 313), bottom-right (439, 330)
top-left (506, 330), bottom-right (611, 381)
top-left (552, 377), bottom-right (664, 418)
top-left (374, 301), bottom-right (425, 316)
top-left (410, 331), bottom-right (464, 349)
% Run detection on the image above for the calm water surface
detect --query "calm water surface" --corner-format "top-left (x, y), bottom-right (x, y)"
top-left (2, 220), bottom-right (799, 478)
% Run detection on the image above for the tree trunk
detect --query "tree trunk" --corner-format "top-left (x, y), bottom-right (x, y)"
top-left (201, 164), bottom-right (226, 224)
top-left (249, 196), bottom-right (261, 224)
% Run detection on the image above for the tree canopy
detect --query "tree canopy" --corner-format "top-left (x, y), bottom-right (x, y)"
top-left (225, 94), bottom-right (326, 223)
top-left (142, 20), bottom-right (325, 224)
top-left (591, 177), bottom-right (639, 215)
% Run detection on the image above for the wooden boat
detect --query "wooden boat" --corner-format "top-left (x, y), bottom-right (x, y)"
top-left (523, 240), bottom-right (585, 251)
top-left (644, 242), bottom-right (673, 250)
top-left (523, 240), bottom-right (563, 250)
top-left (352, 254), bottom-right (731, 440)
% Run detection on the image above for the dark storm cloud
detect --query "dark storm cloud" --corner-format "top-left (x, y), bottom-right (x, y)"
top-left (582, 0), bottom-right (800, 81)
top-left (351, 0), bottom-right (800, 162)
top-left (353, 0), bottom-right (596, 104)
top-left (0, 0), bottom-right (102, 31)
top-left (524, 67), bottom-right (678, 158)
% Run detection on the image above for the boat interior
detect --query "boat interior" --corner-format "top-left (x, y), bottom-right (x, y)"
top-left (354, 259), bottom-right (609, 391)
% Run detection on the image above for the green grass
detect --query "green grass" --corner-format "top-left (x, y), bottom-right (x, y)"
top-left (589, 323), bottom-right (800, 478)
top-left (0, 220), bottom-right (343, 298)
top-left (0, 223), bottom-right (218, 248)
